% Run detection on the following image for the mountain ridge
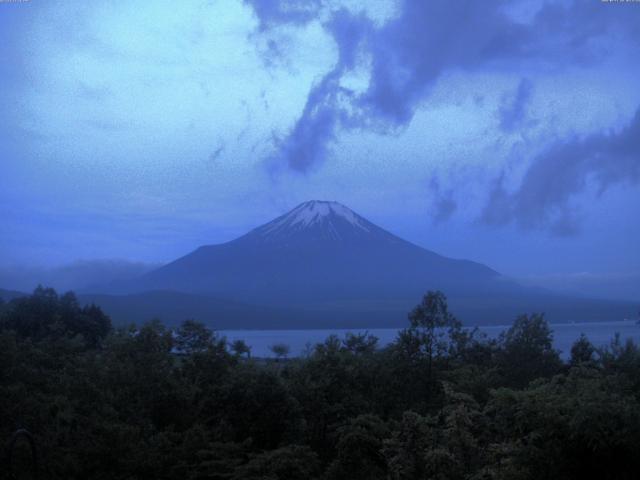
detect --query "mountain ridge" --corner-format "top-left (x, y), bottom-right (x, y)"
top-left (90, 200), bottom-right (637, 327)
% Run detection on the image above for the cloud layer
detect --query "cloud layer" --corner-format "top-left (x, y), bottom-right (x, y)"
top-left (246, 0), bottom-right (640, 234)
top-left (483, 108), bottom-right (640, 235)
top-left (248, 0), bottom-right (639, 167)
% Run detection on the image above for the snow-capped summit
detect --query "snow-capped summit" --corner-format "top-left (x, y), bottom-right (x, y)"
top-left (279, 201), bottom-right (370, 230)
top-left (248, 200), bottom-right (378, 243)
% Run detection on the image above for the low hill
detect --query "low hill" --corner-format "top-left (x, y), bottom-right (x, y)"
top-left (0, 288), bottom-right (27, 302)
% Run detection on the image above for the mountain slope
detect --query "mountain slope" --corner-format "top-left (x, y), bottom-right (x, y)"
top-left (119, 200), bottom-right (502, 303)
top-left (100, 200), bottom-right (637, 326)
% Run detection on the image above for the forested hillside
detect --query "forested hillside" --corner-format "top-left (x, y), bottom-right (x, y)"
top-left (2, 287), bottom-right (639, 479)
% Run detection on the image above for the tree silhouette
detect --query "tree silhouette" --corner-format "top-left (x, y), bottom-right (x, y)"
top-left (406, 290), bottom-right (461, 379)
top-left (270, 343), bottom-right (290, 361)
top-left (230, 339), bottom-right (251, 358)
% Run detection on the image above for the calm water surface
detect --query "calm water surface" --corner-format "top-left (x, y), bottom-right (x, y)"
top-left (221, 321), bottom-right (640, 359)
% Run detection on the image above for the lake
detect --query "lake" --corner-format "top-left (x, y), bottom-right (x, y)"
top-left (221, 320), bottom-right (640, 359)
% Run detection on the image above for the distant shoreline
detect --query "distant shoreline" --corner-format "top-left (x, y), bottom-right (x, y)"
top-left (220, 321), bottom-right (640, 360)
top-left (219, 319), bottom-right (639, 332)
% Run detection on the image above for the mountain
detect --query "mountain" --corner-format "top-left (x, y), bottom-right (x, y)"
top-left (113, 200), bottom-right (504, 302)
top-left (99, 200), bottom-right (636, 327)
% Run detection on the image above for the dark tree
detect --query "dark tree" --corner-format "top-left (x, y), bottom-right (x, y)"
top-left (406, 290), bottom-right (461, 378)
top-left (326, 415), bottom-right (389, 480)
top-left (570, 333), bottom-right (596, 366)
top-left (230, 339), bottom-right (251, 358)
top-left (0, 286), bottom-right (111, 347)
top-left (497, 313), bottom-right (562, 387)
top-left (270, 343), bottom-right (290, 361)
top-left (174, 319), bottom-right (215, 354)
top-left (342, 332), bottom-right (378, 355)
top-left (232, 445), bottom-right (320, 480)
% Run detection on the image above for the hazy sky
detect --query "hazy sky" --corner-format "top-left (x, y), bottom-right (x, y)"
top-left (1, 0), bottom-right (639, 288)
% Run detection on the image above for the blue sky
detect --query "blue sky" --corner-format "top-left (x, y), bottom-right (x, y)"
top-left (1, 0), bottom-right (639, 296)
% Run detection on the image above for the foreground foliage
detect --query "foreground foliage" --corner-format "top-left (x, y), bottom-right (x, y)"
top-left (1, 288), bottom-right (639, 479)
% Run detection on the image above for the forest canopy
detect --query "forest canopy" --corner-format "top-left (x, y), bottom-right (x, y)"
top-left (1, 288), bottom-right (639, 479)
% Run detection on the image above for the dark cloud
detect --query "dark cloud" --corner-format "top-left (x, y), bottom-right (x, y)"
top-left (247, 0), bottom-right (640, 173)
top-left (267, 9), bottom-right (370, 171)
top-left (268, 71), bottom-right (341, 172)
top-left (358, 1), bottom-right (521, 125)
top-left (499, 78), bottom-right (534, 132)
top-left (244, 0), bottom-right (323, 31)
top-left (428, 177), bottom-right (457, 224)
top-left (482, 107), bottom-right (640, 235)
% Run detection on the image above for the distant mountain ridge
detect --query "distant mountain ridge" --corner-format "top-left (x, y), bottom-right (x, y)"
top-left (0, 288), bottom-right (27, 302)
top-left (0, 260), bottom-right (160, 294)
